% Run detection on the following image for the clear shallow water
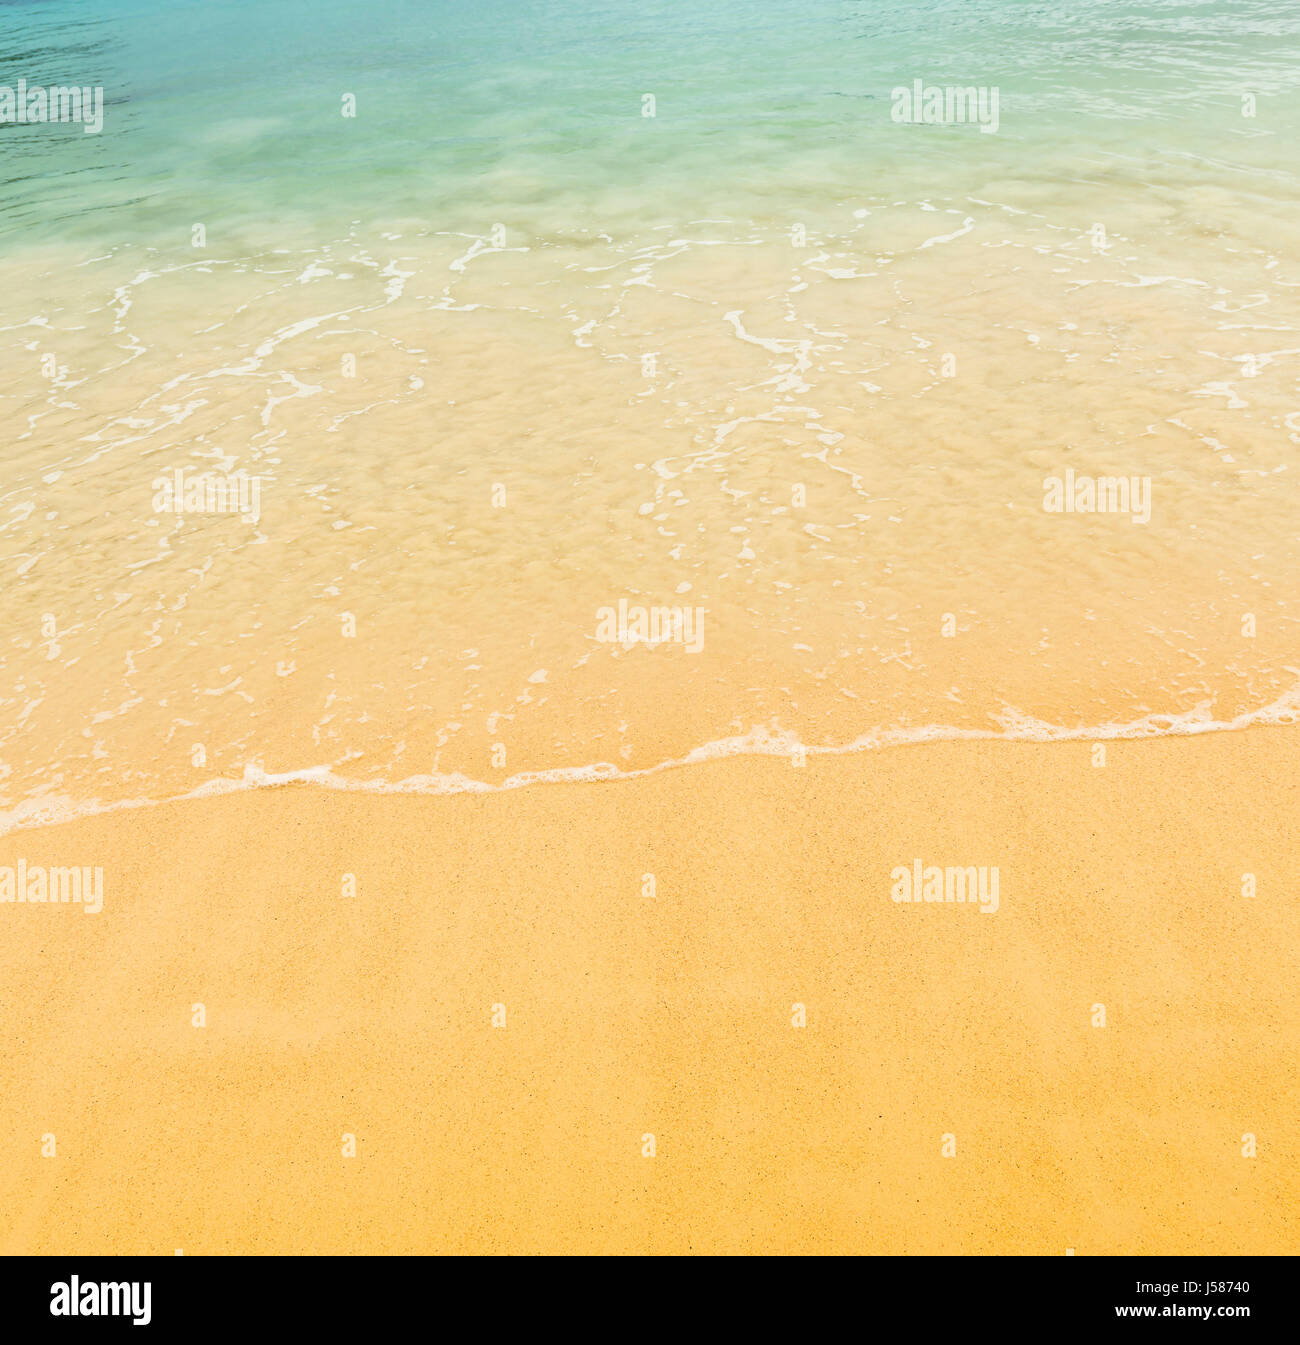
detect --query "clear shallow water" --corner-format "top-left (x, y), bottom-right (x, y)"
top-left (4, 0), bottom-right (1300, 245)
top-left (2, 0), bottom-right (1300, 827)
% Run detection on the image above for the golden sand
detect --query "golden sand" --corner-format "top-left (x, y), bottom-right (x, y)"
top-left (0, 728), bottom-right (1295, 1254)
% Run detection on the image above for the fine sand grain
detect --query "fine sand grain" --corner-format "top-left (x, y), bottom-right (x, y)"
top-left (0, 729), bottom-right (1295, 1254)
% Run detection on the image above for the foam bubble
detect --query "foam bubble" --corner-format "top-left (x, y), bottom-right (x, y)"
top-left (3, 683), bottom-right (1298, 840)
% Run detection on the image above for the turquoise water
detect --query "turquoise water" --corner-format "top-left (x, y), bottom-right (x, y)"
top-left (4, 0), bottom-right (1300, 249)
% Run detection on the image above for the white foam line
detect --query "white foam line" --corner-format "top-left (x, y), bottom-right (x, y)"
top-left (918, 216), bottom-right (975, 249)
top-left (2, 685), bottom-right (1298, 840)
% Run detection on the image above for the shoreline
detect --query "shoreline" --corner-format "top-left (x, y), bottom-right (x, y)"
top-left (5, 691), bottom-right (1300, 841)
top-left (1, 728), bottom-right (1295, 1253)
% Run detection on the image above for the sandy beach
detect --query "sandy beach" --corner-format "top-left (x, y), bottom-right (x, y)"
top-left (4, 0), bottom-right (1300, 1271)
top-left (1, 729), bottom-right (1295, 1255)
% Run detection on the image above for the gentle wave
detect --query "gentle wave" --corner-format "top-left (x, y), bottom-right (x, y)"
top-left (3, 683), bottom-right (1297, 840)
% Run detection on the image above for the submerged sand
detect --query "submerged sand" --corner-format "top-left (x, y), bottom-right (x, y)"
top-left (0, 729), bottom-right (1295, 1254)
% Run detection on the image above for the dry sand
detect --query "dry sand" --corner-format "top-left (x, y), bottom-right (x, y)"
top-left (1, 729), bottom-right (1296, 1254)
